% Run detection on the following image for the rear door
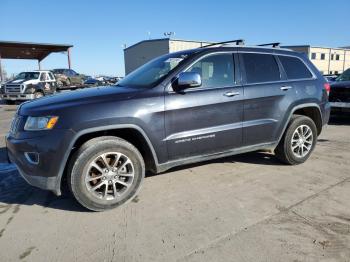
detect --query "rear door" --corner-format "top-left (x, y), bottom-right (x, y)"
top-left (239, 52), bottom-right (297, 146)
top-left (165, 52), bottom-right (243, 160)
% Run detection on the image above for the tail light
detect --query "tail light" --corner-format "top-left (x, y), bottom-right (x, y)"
top-left (324, 82), bottom-right (331, 96)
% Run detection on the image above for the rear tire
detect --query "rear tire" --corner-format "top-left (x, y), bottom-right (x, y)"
top-left (275, 115), bottom-right (317, 165)
top-left (68, 136), bottom-right (145, 211)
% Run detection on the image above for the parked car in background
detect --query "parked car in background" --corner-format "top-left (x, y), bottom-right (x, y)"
top-left (329, 68), bottom-right (350, 113)
top-left (95, 76), bottom-right (120, 85)
top-left (84, 76), bottom-right (121, 87)
top-left (84, 77), bottom-right (104, 87)
top-left (52, 69), bottom-right (85, 88)
top-left (1, 71), bottom-right (57, 104)
top-left (6, 42), bottom-right (330, 211)
top-left (323, 74), bottom-right (339, 82)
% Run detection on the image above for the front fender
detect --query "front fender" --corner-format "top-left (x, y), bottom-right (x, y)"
top-left (54, 124), bottom-right (160, 196)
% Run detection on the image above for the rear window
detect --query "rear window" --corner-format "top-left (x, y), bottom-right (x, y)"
top-left (278, 56), bottom-right (313, 80)
top-left (242, 53), bottom-right (281, 84)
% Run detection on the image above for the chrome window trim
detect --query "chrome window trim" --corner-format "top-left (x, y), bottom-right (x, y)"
top-left (241, 78), bottom-right (316, 87)
top-left (166, 50), bottom-right (318, 92)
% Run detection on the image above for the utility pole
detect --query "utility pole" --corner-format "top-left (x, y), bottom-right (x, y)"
top-left (67, 48), bottom-right (72, 69)
top-left (0, 52), bottom-right (3, 82)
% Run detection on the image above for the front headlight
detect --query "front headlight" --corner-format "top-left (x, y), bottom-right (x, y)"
top-left (24, 116), bottom-right (59, 131)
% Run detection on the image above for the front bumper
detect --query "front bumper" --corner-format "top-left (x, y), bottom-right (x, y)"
top-left (1, 93), bottom-right (35, 101)
top-left (330, 102), bottom-right (350, 108)
top-left (14, 163), bottom-right (58, 193)
top-left (6, 129), bottom-right (75, 196)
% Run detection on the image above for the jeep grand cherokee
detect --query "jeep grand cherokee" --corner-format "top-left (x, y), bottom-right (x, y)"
top-left (6, 41), bottom-right (331, 211)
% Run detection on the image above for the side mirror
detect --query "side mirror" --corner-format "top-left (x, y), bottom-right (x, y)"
top-left (177, 72), bottom-right (202, 88)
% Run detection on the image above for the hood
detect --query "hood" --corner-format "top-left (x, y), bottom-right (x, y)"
top-left (6, 78), bottom-right (38, 85)
top-left (330, 81), bottom-right (350, 88)
top-left (19, 85), bottom-right (144, 116)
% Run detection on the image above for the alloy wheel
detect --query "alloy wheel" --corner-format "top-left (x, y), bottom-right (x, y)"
top-left (85, 152), bottom-right (134, 200)
top-left (291, 124), bottom-right (313, 158)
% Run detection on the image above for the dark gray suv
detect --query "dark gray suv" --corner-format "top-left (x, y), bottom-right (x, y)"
top-left (6, 42), bottom-right (331, 211)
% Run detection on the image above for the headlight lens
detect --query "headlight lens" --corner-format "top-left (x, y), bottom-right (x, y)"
top-left (24, 116), bottom-right (59, 131)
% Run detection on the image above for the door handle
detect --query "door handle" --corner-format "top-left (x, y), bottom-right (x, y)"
top-left (280, 86), bottom-right (293, 91)
top-left (224, 91), bottom-right (240, 97)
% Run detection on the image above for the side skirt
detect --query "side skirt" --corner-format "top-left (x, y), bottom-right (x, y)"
top-left (156, 142), bottom-right (277, 173)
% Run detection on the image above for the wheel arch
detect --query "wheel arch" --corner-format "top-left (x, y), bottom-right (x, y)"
top-left (57, 125), bottom-right (159, 195)
top-left (276, 103), bottom-right (323, 146)
top-left (293, 106), bottom-right (322, 135)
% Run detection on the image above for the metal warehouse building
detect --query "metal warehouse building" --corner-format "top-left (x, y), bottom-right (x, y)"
top-left (123, 38), bottom-right (211, 75)
top-left (283, 45), bottom-right (350, 75)
top-left (124, 39), bottom-right (350, 76)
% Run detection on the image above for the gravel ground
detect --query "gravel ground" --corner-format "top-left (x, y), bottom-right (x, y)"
top-left (0, 102), bottom-right (350, 262)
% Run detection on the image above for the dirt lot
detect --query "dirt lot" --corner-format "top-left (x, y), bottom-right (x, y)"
top-left (0, 102), bottom-right (349, 262)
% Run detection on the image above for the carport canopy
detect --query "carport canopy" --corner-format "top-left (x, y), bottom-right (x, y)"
top-left (0, 41), bottom-right (73, 81)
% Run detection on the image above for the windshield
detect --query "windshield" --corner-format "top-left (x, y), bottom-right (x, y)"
top-left (14, 72), bottom-right (40, 81)
top-left (52, 69), bottom-right (65, 74)
top-left (336, 69), bottom-right (350, 82)
top-left (117, 51), bottom-right (194, 88)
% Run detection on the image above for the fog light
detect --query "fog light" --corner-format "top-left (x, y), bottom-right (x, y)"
top-left (24, 152), bottom-right (39, 165)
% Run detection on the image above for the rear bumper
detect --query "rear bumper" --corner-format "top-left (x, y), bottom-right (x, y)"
top-left (323, 102), bottom-right (331, 126)
top-left (1, 93), bottom-right (35, 100)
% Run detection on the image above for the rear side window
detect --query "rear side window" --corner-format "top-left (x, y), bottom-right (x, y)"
top-left (242, 53), bottom-right (281, 84)
top-left (40, 73), bottom-right (47, 81)
top-left (278, 56), bottom-right (313, 80)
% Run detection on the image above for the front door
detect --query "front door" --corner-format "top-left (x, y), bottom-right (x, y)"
top-left (165, 53), bottom-right (243, 160)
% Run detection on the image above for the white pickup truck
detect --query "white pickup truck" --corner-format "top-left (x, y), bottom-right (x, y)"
top-left (1, 70), bottom-right (57, 104)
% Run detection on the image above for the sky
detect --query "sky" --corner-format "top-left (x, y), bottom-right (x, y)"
top-left (1, 0), bottom-right (350, 77)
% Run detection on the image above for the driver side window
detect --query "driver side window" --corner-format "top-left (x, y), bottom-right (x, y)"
top-left (186, 53), bottom-right (235, 88)
top-left (40, 73), bottom-right (47, 81)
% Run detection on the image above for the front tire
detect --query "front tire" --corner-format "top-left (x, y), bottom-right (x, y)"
top-left (34, 91), bottom-right (44, 99)
top-left (4, 100), bottom-right (15, 105)
top-left (275, 115), bottom-right (317, 165)
top-left (68, 136), bottom-right (145, 211)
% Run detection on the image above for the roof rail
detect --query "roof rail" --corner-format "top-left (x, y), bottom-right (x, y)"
top-left (202, 39), bottom-right (245, 48)
top-left (257, 42), bottom-right (281, 48)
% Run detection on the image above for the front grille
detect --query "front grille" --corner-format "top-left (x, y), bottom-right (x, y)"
top-left (329, 88), bottom-right (350, 102)
top-left (5, 85), bottom-right (21, 93)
